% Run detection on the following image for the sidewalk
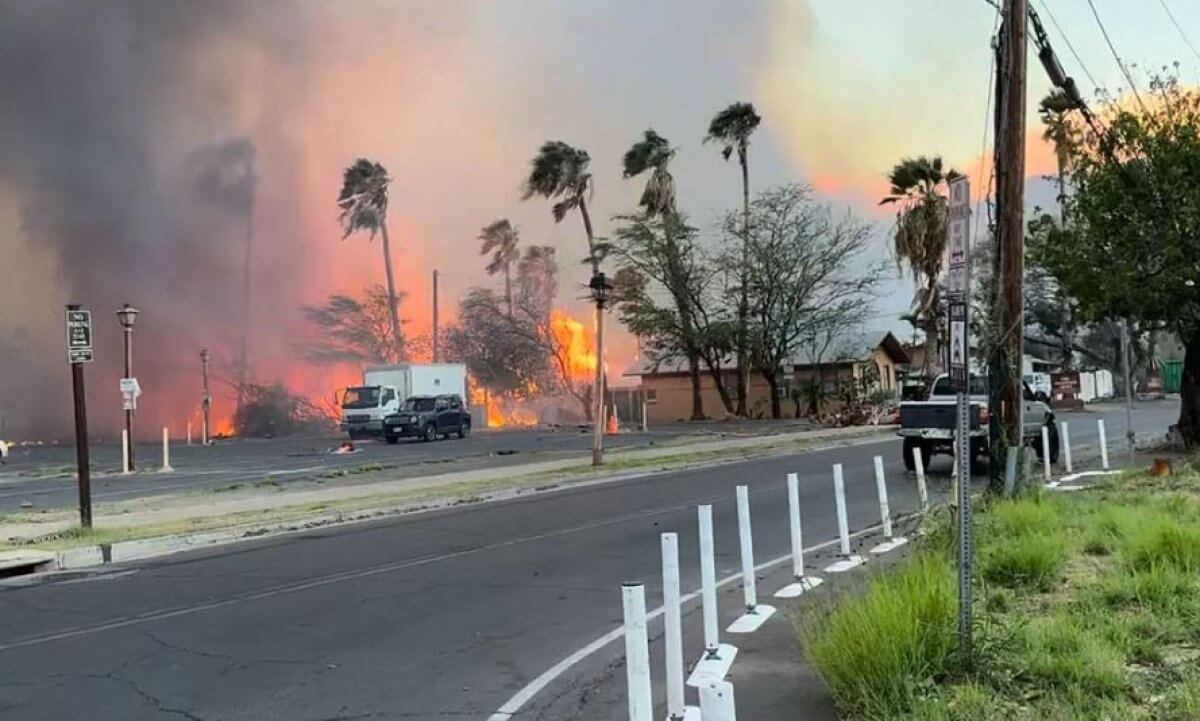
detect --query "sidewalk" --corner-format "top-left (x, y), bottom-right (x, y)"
top-left (0, 424), bottom-right (894, 561)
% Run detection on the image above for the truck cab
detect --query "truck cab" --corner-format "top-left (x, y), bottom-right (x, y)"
top-left (340, 385), bottom-right (401, 439)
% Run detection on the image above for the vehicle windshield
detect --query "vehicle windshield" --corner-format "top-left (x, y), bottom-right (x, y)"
top-left (401, 397), bottom-right (437, 412)
top-left (930, 376), bottom-right (988, 396)
top-left (342, 387), bottom-right (381, 409)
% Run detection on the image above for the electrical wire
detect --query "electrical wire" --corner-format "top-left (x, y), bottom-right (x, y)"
top-left (976, 10), bottom-right (1001, 243)
top-left (1157, 0), bottom-right (1200, 66)
top-left (1084, 0), bottom-right (1148, 112)
top-left (1035, 0), bottom-right (1101, 91)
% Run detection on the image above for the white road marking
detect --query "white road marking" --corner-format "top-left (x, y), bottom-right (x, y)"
top-left (484, 522), bottom-right (886, 721)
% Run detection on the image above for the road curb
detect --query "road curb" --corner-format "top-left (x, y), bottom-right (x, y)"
top-left (28, 427), bottom-right (899, 575)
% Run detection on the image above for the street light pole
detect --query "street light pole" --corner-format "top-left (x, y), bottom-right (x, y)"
top-left (200, 348), bottom-right (212, 445)
top-left (432, 269), bottom-right (440, 363)
top-left (589, 272), bottom-right (613, 467)
top-left (116, 303), bottom-right (139, 470)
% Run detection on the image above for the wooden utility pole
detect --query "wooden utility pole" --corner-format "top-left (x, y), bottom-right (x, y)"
top-left (993, 0), bottom-right (1028, 484)
top-left (432, 269), bottom-right (440, 363)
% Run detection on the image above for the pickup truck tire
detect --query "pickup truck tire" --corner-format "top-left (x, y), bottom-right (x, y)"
top-left (902, 438), bottom-right (932, 473)
top-left (423, 423), bottom-right (438, 442)
top-left (457, 421), bottom-right (470, 439)
top-left (384, 434), bottom-right (399, 445)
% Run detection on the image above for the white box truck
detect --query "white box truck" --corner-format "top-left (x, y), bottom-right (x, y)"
top-left (339, 363), bottom-right (467, 438)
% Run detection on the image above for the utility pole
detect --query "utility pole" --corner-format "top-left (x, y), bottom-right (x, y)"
top-left (200, 348), bottom-right (212, 445)
top-left (1121, 320), bottom-right (1135, 464)
top-left (432, 269), bottom-right (440, 363)
top-left (992, 0), bottom-right (1028, 489)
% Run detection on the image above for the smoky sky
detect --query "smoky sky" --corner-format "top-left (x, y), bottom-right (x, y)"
top-left (0, 0), bottom-right (297, 437)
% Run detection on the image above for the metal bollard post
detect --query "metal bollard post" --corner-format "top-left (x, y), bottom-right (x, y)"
top-left (688, 505), bottom-right (738, 685)
top-left (1060, 421), bottom-right (1073, 474)
top-left (873, 455), bottom-right (892, 538)
top-left (187, 421), bottom-right (193, 446)
top-left (621, 583), bottom-right (653, 721)
top-left (161, 426), bottom-right (173, 472)
top-left (660, 534), bottom-right (690, 721)
top-left (735, 485), bottom-right (757, 611)
top-left (699, 679), bottom-right (737, 721)
top-left (1098, 419), bottom-right (1109, 470)
top-left (1041, 425), bottom-right (1052, 482)
top-left (122, 429), bottom-right (131, 475)
top-left (824, 464), bottom-right (864, 573)
top-left (776, 473), bottom-right (824, 598)
top-left (912, 446), bottom-right (928, 513)
top-left (1003, 446), bottom-right (1018, 497)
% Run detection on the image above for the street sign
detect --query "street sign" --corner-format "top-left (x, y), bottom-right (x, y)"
top-left (946, 176), bottom-right (971, 300)
top-left (65, 309), bottom-right (94, 363)
top-left (948, 302), bottom-right (968, 391)
top-left (120, 377), bottom-right (141, 411)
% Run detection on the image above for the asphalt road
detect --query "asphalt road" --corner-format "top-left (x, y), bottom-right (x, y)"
top-left (0, 420), bottom-right (819, 513)
top-left (0, 402), bottom-right (1177, 721)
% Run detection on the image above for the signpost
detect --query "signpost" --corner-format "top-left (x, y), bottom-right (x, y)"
top-left (65, 305), bottom-right (93, 528)
top-left (946, 175), bottom-right (973, 660)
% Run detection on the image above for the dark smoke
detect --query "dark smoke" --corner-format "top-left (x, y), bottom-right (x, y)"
top-left (0, 1), bottom-right (298, 438)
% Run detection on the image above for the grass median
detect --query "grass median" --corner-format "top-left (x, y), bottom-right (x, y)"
top-left (796, 462), bottom-right (1200, 721)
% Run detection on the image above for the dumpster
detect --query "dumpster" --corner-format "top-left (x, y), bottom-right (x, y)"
top-left (1162, 359), bottom-right (1183, 393)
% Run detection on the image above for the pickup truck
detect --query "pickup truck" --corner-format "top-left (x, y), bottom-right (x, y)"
top-left (897, 374), bottom-right (1058, 471)
top-left (382, 394), bottom-right (471, 444)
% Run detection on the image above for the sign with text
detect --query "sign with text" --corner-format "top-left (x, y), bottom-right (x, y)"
top-left (948, 301), bottom-right (969, 391)
top-left (946, 176), bottom-right (971, 300)
top-left (120, 377), bottom-right (141, 411)
top-left (65, 309), bottom-right (94, 363)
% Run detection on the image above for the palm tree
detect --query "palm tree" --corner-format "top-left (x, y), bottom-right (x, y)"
top-left (479, 219), bottom-right (520, 315)
top-left (337, 158), bottom-right (403, 360)
top-left (622, 129), bottom-right (706, 420)
top-left (522, 141), bottom-right (606, 463)
top-left (705, 102), bottom-right (761, 416)
top-left (880, 156), bottom-right (960, 377)
top-left (1039, 90), bottom-right (1075, 223)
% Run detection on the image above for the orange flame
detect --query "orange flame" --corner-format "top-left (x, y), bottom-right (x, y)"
top-left (550, 309), bottom-right (596, 383)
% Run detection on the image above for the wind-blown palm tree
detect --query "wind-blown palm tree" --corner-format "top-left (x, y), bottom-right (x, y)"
top-left (622, 129), bottom-right (707, 420)
top-left (1040, 89), bottom-right (1076, 222)
top-left (479, 219), bottom-right (520, 315)
top-left (338, 158), bottom-right (403, 360)
top-left (880, 155), bottom-right (960, 376)
top-left (523, 141), bottom-right (606, 462)
top-left (705, 102), bottom-right (761, 416)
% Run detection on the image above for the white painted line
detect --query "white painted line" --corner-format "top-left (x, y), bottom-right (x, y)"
top-left (725, 603), bottom-right (776, 634)
top-left (487, 524), bottom-right (888, 720)
top-left (687, 643), bottom-right (738, 688)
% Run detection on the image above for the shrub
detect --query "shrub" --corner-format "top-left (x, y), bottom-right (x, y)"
top-left (1099, 562), bottom-right (1196, 611)
top-left (981, 532), bottom-right (1066, 590)
top-left (1124, 518), bottom-right (1200, 573)
top-left (985, 498), bottom-right (1060, 537)
top-left (798, 553), bottom-right (956, 718)
top-left (1020, 616), bottom-right (1125, 697)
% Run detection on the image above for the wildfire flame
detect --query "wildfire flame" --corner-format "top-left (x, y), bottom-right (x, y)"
top-left (550, 309), bottom-right (596, 383)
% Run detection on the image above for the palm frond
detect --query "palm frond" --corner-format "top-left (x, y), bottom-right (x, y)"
top-left (337, 158), bottom-right (390, 239)
top-left (704, 102), bottom-right (761, 162)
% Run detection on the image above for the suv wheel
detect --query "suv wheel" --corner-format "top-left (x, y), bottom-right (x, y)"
top-left (458, 420), bottom-right (470, 439)
top-left (423, 423), bottom-right (438, 442)
top-left (384, 434), bottom-right (399, 445)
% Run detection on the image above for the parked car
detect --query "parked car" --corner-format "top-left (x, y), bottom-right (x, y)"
top-left (382, 394), bottom-right (471, 444)
top-left (897, 374), bottom-right (1058, 471)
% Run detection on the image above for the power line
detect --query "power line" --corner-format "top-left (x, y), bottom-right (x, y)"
top-left (1035, 0), bottom-right (1101, 91)
top-left (1157, 0), bottom-right (1200, 66)
top-left (977, 10), bottom-right (1001, 243)
top-left (1084, 0), bottom-right (1147, 112)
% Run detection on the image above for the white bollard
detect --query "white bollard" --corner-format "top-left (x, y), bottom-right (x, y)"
top-left (1060, 421), bottom-right (1073, 474)
top-left (621, 583), bottom-right (653, 721)
top-left (122, 429), bottom-right (131, 474)
top-left (727, 486), bottom-right (775, 633)
top-left (824, 464), bottom-right (865, 573)
top-left (688, 506), bottom-right (737, 686)
top-left (775, 473), bottom-right (824, 598)
top-left (735, 485), bottom-right (757, 611)
top-left (661, 533), bottom-right (694, 721)
top-left (869, 456), bottom-right (908, 555)
top-left (161, 426), bottom-right (173, 472)
top-left (187, 421), bottom-right (193, 446)
top-left (1003, 446), bottom-right (1018, 497)
top-left (641, 400), bottom-right (648, 433)
top-left (1042, 425), bottom-right (1052, 483)
top-left (1098, 418), bottom-right (1109, 470)
top-left (698, 679), bottom-right (737, 721)
top-left (912, 446), bottom-right (928, 513)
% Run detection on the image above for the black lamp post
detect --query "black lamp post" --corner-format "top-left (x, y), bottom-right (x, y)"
top-left (116, 303), bottom-right (139, 470)
top-left (589, 272), bottom-right (613, 466)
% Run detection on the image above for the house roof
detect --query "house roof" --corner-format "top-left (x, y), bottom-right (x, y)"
top-left (623, 330), bottom-right (910, 377)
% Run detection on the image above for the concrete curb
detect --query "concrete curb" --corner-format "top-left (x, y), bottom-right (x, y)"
top-left (29, 427), bottom-right (899, 575)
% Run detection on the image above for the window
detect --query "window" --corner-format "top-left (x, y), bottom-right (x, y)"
top-left (401, 397), bottom-right (437, 412)
top-left (931, 376), bottom-right (988, 396)
top-left (449, 397), bottom-right (461, 410)
top-left (381, 388), bottom-right (395, 404)
top-left (342, 387), bottom-right (381, 409)
top-left (435, 398), bottom-right (449, 411)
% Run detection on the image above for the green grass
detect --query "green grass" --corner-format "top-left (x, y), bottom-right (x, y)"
top-left (797, 554), bottom-right (956, 719)
top-left (980, 531), bottom-right (1066, 590)
top-left (798, 456), bottom-right (1200, 721)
